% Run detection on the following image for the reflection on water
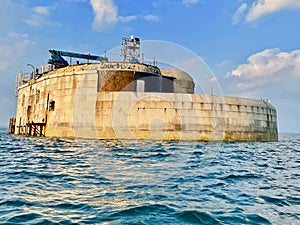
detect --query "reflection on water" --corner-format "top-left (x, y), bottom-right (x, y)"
top-left (0, 130), bottom-right (299, 224)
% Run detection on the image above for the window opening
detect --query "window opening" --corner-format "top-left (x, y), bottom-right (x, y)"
top-left (49, 100), bottom-right (55, 111)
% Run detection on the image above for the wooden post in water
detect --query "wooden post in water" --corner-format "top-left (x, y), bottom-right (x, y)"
top-left (8, 118), bottom-right (16, 134)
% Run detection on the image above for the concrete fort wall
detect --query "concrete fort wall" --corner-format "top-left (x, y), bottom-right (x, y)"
top-left (15, 64), bottom-right (278, 141)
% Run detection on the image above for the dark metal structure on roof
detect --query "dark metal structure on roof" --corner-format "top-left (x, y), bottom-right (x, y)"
top-left (48, 49), bottom-right (108, 68)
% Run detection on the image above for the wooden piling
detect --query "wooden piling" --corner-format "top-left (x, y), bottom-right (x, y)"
top-left (8, 118), bottom-right (16, 134)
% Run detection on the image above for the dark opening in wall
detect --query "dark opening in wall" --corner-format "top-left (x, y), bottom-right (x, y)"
top-left (161, 76), bottom-right (174, 93)
top-left (49, 100), bottom-right (55, 111)
top-left (21, 94), bottom-right (25, 107)
top-left (36, 89), bottom-right (40, 104)
top-left (27, 105), bottom-right (32, 122)
top-left (134, 72), bottom-right (161, 92)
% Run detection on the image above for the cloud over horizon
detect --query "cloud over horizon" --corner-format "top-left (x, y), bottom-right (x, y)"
top-left (221, 48), bottom-right (300, 132)
top-left (230, 48), bottom-right (300, 79)
top-left (223, 48), bottom-right (300, 99)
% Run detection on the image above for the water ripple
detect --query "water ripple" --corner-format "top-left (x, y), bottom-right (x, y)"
top-left (0, 129), bottom-right (299, 224)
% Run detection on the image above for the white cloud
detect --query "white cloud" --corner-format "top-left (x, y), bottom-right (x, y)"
top-left (118, 15), bottom-right (137, 23)
top-left (120, 14), bottom-right (160, 23)
top-left (182, 0), bottom-right (199, 7)
top-left (34, 6), bottom-right (49, 15)
top-left (0, 33), bottom-right (35, 71)
top-left (216, 60), bottom-right (233, 68)
top-left (90, 0), bottom-right (118, 31)
top-left (143, 15), bottom-right (160, 22)
top-left (247, 0), bottom-right (300, 22)
top-left (0, 2), bottom-right (58, 29)
top-left (233, 0), bottom-right (300, 23)
top-left (222, 48), bottom-right (300, 100)
top-left (89, 1), bottom-right (159, 30)
top-left (232, 3), bottom-right (248, 25)
top-left (234, 0), bottom-right (300, 23)
top-left (25, 6), bottom-right (59, 27)
top-left (216, 49), bottom-right (300, 133)
top-left (230, 48), bottom-right (300, 79)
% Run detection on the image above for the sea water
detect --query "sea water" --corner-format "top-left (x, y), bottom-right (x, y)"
top-left (0, 128), bottom-right (299, 224)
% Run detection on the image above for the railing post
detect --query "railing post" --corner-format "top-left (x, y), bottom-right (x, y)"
top-left (33, 125), bottom-right (36, 136)
top-left (28, 123), bottom-right (32, 136)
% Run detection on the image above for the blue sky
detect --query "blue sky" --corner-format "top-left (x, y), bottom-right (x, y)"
top-left (0, 0), bottom-right (300, 133)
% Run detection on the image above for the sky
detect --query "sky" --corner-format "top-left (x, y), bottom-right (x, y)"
top-left (0, 0), bottom-right (299, 133)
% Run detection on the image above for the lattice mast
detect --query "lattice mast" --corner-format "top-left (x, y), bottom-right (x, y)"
top-left (121, 35), bottom-right (141, 63)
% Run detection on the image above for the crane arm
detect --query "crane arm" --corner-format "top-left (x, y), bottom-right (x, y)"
top-left (48, 49), bottom-right (108, 67)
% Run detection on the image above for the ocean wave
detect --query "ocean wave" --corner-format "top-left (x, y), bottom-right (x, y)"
top-left (176, 210), bottom-right (220, 224)
top-left (0, 129), bottom-right (299, 224)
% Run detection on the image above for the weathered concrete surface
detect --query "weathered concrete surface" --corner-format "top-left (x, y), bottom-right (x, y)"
top-left (15, 63), bottom-right (278, 141)
top-left (160, 68), bottom-right (195, 94)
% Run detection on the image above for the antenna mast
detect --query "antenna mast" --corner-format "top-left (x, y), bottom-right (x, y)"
top-left (121, 35), bottom-right (140, 63)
